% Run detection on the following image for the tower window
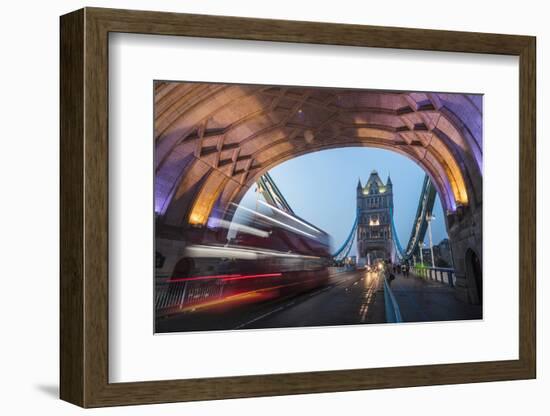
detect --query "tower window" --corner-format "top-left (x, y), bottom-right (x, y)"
top-left (369, 215), bottom-right (380, 226)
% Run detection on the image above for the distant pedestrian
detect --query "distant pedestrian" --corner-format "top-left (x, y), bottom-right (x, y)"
top-left (387, 269), bottom-right (395, 286)
top-left (405, 263), bottom-right (410, 277)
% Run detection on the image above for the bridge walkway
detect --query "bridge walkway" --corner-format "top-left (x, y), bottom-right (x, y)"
top-left (387, 271), bottom-right (482, 323)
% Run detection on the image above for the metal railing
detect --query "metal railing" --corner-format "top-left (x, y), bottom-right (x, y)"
top-left (155, 279), bottom-right (225, 315)
top-left (412, 265), bottom-right (456, 287)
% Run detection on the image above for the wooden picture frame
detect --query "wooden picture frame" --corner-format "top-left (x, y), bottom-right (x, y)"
top-left (60, 7), bottom-right (536, 408)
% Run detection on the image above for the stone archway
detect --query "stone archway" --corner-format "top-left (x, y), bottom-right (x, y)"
top-left (154, 82), bottom-right (483, 303)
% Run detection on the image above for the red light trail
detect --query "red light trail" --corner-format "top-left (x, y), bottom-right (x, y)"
top-left (169, 272), bottom-right (282, 283)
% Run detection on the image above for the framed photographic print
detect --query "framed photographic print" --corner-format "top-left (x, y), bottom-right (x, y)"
top-left (60, 7), bottom-right (536, 408)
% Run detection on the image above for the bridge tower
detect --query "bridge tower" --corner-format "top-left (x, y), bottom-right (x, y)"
top-left (356, 170), bottom-right (396, 266)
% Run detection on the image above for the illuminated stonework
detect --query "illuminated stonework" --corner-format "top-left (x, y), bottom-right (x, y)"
top-left (154, 84), bottom-right (481, 228)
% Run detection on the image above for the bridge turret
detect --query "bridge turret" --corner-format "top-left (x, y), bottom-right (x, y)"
top-left (386, 175), bottom-right (393, 203)
top-left (387, 175), bottom-right (393, 210)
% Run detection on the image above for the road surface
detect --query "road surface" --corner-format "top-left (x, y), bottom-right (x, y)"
top-left (155, 268), bottom-right (482, 333)
top-left (156, 269), bottom-right (386, 333)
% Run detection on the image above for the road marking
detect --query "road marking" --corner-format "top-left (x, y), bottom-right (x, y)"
top-left (234, 270), bottom-right (368, 329)
top-left (234, 283), bottom-right (335, 329)
top-left (359, 272), bottom-right (380, 322)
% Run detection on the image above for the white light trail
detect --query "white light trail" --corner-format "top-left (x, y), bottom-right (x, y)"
top-left (231, 203), bottom-right (318, 239)
top-left (257, 200), bottom-right (324, 235)
top-left (215, 219), bottom-right (270, 238)
top-left (183, 244), bottom-right (322, 260)
top-left (184, 245), bottom-right (259, 260)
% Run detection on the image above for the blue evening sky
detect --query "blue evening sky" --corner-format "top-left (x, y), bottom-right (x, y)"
top-left (240, 147), bottom-right (447, 255)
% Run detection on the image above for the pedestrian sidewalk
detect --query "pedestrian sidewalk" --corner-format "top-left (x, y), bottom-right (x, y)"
top-left (387, 272), bottom-right (482, 323)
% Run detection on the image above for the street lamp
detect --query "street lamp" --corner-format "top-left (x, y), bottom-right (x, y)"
top-left (426, 214), bottom-right (436, 268)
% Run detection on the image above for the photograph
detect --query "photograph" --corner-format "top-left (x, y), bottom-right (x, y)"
top-left (153, 82), bottom-right (483, 333)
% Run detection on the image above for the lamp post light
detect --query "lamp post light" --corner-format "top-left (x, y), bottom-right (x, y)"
top-left (427, 214), bottom-right (436, 268)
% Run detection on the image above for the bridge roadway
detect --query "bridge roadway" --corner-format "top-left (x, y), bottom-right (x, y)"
top-left (155, 269), bottom-right (386, 333)
top-left (155, 268), bottom-right (483, 333)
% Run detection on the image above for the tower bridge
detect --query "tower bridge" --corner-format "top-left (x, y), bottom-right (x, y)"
top-left (156, 169), bottom-right (482, 333)
top-left (154, 83), bottom-right (483, 332)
